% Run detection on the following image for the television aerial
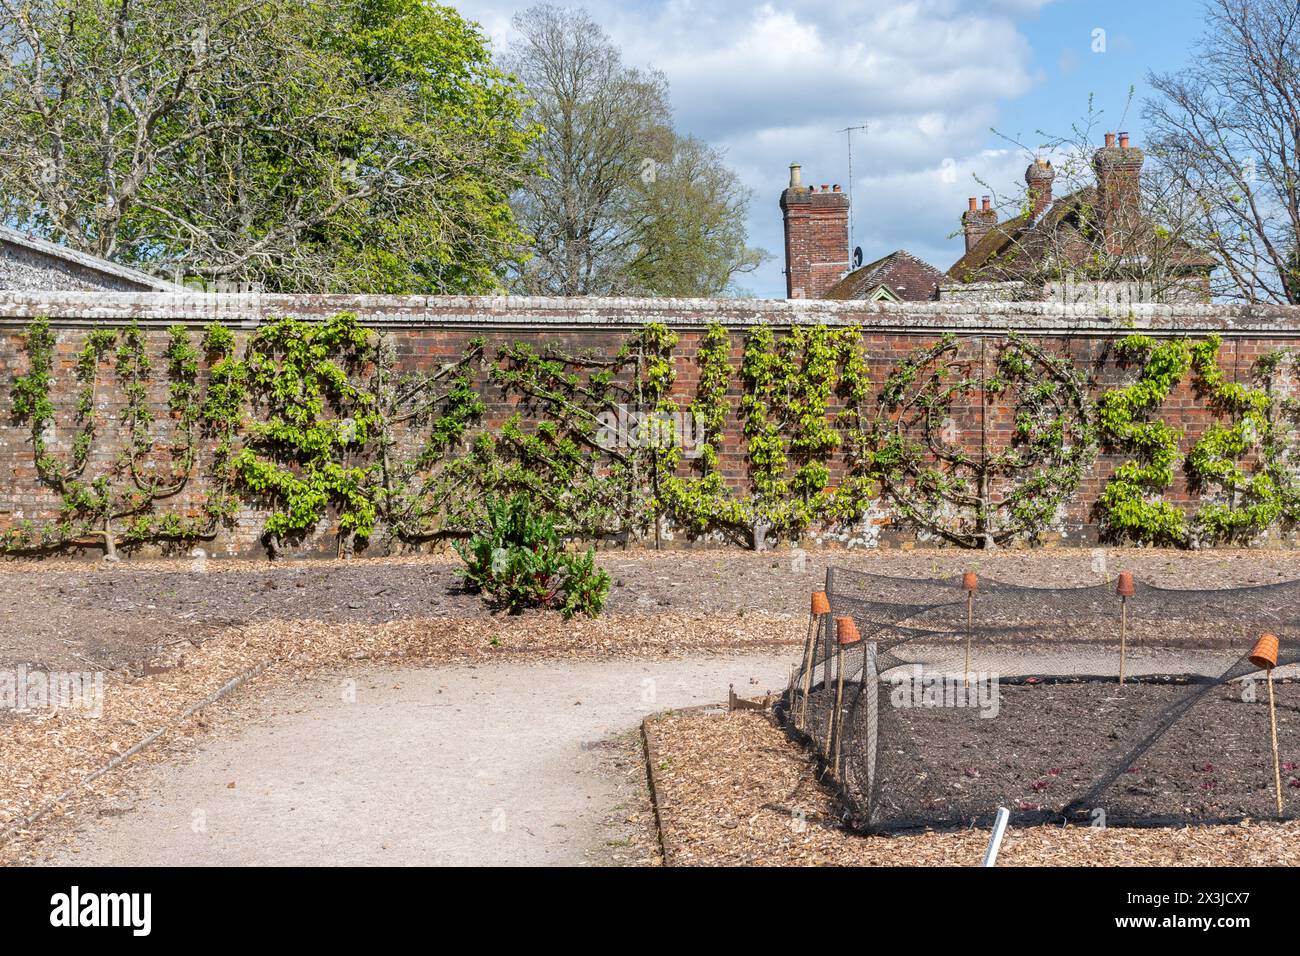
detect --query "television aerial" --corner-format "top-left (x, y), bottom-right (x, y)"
top-left (840, 123), bottom-right (868, 264)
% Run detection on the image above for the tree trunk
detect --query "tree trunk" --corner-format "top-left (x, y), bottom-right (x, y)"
top-left (102, 515), bottom-right (119, 561)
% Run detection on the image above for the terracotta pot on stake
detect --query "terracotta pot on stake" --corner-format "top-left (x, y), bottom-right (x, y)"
top-left (962, 573), bottom-right (978, 688)
top-left (798, 591), bottom-right (831, 728)
top-left (831, 616), bottom-right (861, 778)
top-left (1250, 633), bottom-right (1284, 816)
top-left (1116, 572), bottom-right (1136, 685)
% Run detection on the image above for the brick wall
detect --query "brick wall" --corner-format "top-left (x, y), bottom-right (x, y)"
top-left (4, 291), bottom-right (1300, 558)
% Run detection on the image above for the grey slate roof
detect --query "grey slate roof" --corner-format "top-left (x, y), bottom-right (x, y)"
top-left (0, 225), bottom-right (185, 293)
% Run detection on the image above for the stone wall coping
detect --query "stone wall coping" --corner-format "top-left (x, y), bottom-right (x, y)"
top-left (3, 291), bottom-right (1300, 336)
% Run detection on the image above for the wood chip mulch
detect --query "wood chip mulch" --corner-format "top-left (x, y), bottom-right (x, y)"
top-left (0, 610), bottom-right (800, 857)
top-left (644, 708), bottom-right (1300, 866)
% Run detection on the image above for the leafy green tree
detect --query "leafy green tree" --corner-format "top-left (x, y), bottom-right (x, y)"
top-left (0, 0), bottom-right (536, 292)
top-left (626, 135), bottom-right (768, 296)
top-left (293, 0), bottom-right (540, 292)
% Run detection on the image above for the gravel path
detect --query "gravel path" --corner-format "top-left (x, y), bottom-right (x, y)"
top-left (33, 653), bottom-right (794, 867)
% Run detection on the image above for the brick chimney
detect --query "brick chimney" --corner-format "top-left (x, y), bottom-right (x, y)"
top-left (780, 163), bottom-right (849, 299)
top-left (1026, 158), bottom-right (1055, 220)
top-left (1093, 131), bottom-right (1144, 256)
top-left (962, 196), bottom-right (998, 252)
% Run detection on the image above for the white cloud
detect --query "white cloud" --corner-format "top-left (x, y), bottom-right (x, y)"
top-left (457, 0), bottom-right (1054, 295)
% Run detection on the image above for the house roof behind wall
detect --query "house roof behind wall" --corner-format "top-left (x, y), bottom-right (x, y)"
top-left (0, 224), bottom-right (185, 292)
top-left (823, 250), bottom-right (943, 302)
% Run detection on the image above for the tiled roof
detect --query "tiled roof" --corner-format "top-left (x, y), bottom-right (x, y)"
top-left (944, 186), bottom-right (1215, 285)
top-left (824, 250), bottom-right (943, 301)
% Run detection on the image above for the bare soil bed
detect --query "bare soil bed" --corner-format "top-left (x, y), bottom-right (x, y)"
top-left (644, 708), bottom-right (1300, 866)
top-left (7, 546), bottom-right (1300, 866)
top-left (803, 678), bottom-right (1300, 830)
top-left (6, 547), bottom-right (1300, 672)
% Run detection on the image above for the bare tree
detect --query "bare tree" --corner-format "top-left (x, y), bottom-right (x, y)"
top-left (958, 100), bottom-right (1214, 305)
top-left (506, 5), bottom-right (669, 295)
top-left (505, 4), bottom-right (765, 297)
top-left (0, 0), bottom-right (262, 262)
top-left (1144, 0), bottom-right (1300, 304)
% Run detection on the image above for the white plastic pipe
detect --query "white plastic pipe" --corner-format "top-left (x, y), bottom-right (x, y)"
top-left (864, 642), bottom-right (879, 825)
top-left (981, 807), bottom-right (1011, 867)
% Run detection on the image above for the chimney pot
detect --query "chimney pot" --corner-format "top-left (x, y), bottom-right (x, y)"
top-left (1094, 132), bottom-right (1146, 255)
top-left (964, 195), bottom-right (999, 252)
top-left (1026, 158), bottom-right (1056, 218)
top-left (968, 197), bottom-right (978, 212)
top-left (779, 167), bottom-right (850, 299)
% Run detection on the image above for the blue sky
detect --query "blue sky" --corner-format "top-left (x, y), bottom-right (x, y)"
top-left (455, 0), bottom-right (1209, 297)
top-left (1008, 1), bottom-right (1203, 147)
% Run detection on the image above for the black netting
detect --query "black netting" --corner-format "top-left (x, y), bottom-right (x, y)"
top-left (778, 567), bottom-right (1300, 833)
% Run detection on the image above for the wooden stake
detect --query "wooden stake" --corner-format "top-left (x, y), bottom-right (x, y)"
top-left (822, 639), bottom-right (842, 768)
top-left (1267, 669), bottom-right (1283, 817)
top-left (824, 664), bottom-right (837, 762)
top-left (831, 643), bottom-right (846, 777)
top-left (1119, 596), bottom-right (1127, 686)
top-left (964, 590), bottom-right (973, 689)
top-left (796, 613), bottom-right (818, 728)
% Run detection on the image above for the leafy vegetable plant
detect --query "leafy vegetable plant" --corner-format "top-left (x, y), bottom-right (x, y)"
top-left (454, 494), bottom-right (610, 617)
